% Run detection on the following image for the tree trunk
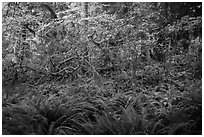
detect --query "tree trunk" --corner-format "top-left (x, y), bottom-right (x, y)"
top-left (81, 2), bottom-right (88, 27)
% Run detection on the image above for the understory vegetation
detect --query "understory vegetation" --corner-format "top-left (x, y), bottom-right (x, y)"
top-left (2, 2), bottom-right (202, 135)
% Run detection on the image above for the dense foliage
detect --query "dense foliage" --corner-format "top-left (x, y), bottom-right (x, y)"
top-left (2, 2), bottom-right (202, 135)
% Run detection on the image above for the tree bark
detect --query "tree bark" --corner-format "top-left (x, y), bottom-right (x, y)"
top-left (81, 2), bottom-right (88, 27)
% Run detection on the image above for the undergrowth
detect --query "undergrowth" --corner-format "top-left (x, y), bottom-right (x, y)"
top-left (2, 58), bottom-right (202, 135)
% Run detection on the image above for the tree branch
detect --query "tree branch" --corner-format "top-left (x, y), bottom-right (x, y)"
top-left (41, 4), bottom-right (57, 19)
